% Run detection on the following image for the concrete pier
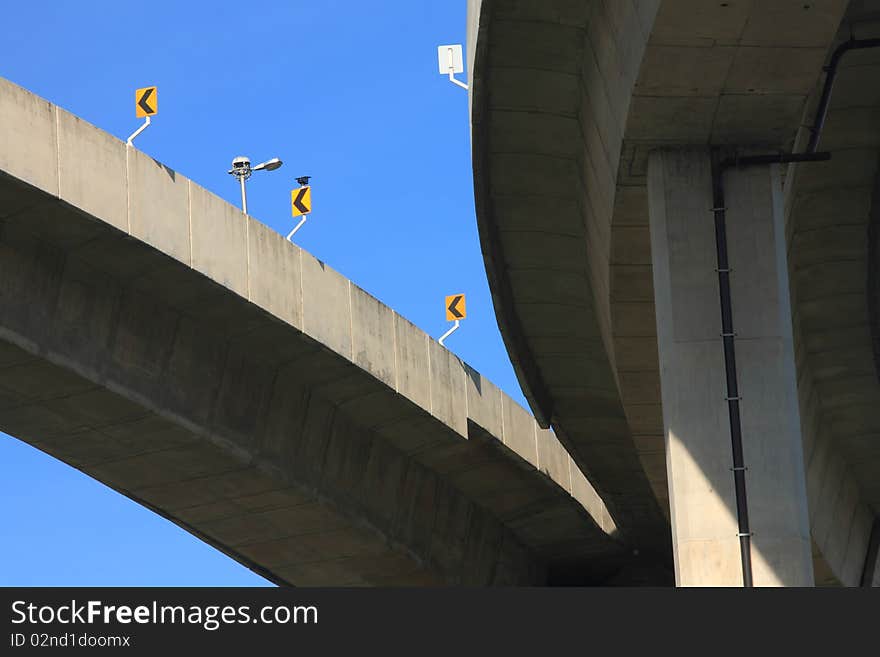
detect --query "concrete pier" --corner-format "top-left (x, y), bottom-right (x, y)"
top-left (647, 149), bottom-right (813, 586)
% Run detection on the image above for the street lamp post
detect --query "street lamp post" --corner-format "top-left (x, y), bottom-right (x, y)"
top-left (227, 156), bottom-right (283, 214)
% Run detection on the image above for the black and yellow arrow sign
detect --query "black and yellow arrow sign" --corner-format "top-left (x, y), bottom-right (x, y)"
top-left (135, 86), bottom-right (157, 118)
top-left (445, 294), bottom-right (466, 321)
top-left (292, 186), bottom-right (312, 217)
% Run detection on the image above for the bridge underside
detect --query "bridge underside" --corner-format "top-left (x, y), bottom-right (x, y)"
top-left (468, 0), bottom-right (880, 584)
top-left (0, 76), bottom-right (672, 585)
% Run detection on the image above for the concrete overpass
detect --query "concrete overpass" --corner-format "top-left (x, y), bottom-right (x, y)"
top-left (0, 76), bottom-right (668, 585)
top-left (468, 0), bottom-right (880, 585)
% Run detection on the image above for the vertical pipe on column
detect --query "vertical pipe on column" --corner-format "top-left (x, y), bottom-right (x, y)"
top-left (710, 148), bottom-right (754, 588)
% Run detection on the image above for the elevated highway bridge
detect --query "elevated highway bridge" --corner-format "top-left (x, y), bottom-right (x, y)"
top-left (467, 0), bottom-right (880, 585)
top-left (0, 76), bottom-right (655, 586)
top-left (4, 0), bottom-right (880, 587)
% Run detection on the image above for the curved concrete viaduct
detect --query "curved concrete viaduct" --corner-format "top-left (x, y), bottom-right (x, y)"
top-left (468, 0), bottom-right (880, 585)
top-left (0, 77), bottom-right (658, 585)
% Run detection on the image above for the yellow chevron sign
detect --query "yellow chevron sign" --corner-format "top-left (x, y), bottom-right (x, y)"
top-left (292, 186), bottom-right (312, 217)
top-left (135, 86), bottom-right (157, 117)
top-left (445, 294), bottom-right (466, 321)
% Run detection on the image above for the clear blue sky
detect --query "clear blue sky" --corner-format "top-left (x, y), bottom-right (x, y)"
top-left (0, 1), bottom-right (529, 585)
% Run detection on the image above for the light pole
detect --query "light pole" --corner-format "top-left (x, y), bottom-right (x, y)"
top-left (227, 156), bottom-right (283, 214)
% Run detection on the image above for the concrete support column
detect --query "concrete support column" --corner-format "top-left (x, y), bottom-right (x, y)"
top-left (647, 149), bottom-right (813, 586)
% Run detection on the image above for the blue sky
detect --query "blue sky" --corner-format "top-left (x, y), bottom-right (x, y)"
top-left (0, 1), bottom-right (528, 585)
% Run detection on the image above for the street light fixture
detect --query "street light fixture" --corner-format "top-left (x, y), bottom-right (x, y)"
top-left (253, 157), bottom-right (283, 172)
top-left (227, 155), bottom-right (283, 214)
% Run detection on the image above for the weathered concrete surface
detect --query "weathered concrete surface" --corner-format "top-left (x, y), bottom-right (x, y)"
top-left (468, 0), bottom-right (672, 561)
top-left (0, 76), bottom-right (655, 585)
top-left (468, 0), bottom-right (879, 585)
top-left (648, 149), bottom-right (813, 586)
top-left (782, 7), bottom-right (880, 585)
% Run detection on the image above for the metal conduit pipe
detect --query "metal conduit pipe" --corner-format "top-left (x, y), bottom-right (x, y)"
top-left (709, 150), bottom-right (754, 587)
top-left (807, 37), bottom-right (880, 154)
top-left (707, 36), bottom-right (880, 587)
top-left (710, 150), bottom-right (830, 588)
